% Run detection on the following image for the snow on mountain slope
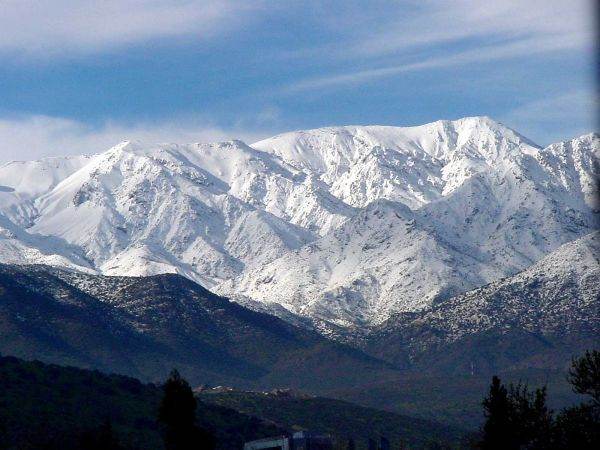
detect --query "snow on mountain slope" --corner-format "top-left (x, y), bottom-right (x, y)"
top-left (421, 132), bottom-right (599, 270)
top-left (253, 117), bottom-right (541, 208)
top-left (535, 133), bottom-right (599, 210)
top-left (369, 230), bottom-right (600, 359)
top-left (0, 212), bottom-right (92, 271)
top-left (0, 117), bottom-right (596, 327)
top-left (229, 199), bottom-right (504, 326)
top-left (0, 155), bottom-right (92, 226)
top-left (229, 124), bottom-right (597, 325)
top-left (26, 141), bottom-right (319, 287)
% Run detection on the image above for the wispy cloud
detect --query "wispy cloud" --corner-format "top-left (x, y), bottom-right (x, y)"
top-left (282, 0), bottom-right (594, 92)
top-left (501, 90), bottom-right (598, 145)
top-left (285, 33), bottom-right (588, 92)
top-left (0, 0), bottom-right (264, 58)
top-left (0, 114), bottom-right (272, 163)
top-left (0, 1), bottom-right (594, 149)
top-left (344, 0), bottom-right (592, 58)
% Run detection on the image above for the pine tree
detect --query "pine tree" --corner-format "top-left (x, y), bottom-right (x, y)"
top-left (481, 376), bottom-right (513, 449)
top-left (158, 369), bottom-right (214, 450)
top-left (567, 349), bottom-right (600, 406)
top-left (553, 350), bottom-right (600, 448)
top-left (507, 383), bottom-right (552, 449)
top-left (479, 351), bottom-right (600, 449)
top-left (553, 403), bottom-right (600, 448)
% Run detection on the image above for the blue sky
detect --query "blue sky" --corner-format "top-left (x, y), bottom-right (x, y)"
top-left (0, 0), bottom-right (596, 162)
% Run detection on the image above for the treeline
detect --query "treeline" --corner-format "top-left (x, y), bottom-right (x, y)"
top-left (2, 350), bottom-right (597, 449)
top-left (0, 355), bottom-right (281, 449)
top-left (80, 369), bottom-right (216, 450)
top-left (477, 350), bottom-right (599, 449)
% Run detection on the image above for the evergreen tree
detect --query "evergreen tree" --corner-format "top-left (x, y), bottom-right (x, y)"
top-left (553, 350), bottom-right (600, 448)
top-left (478, 350), bottom-right (600, 449)
top-left (506, 383), bottom-right (552, 449)
top-left (158, 369), bottom-right (214, 450)
top-left (553, 403), bottom-right (600, 448)
top-left (480, 376), bottom-right (552, 449)
top-left (480, 376), bottom-right (513, 449)
top-left (567, 349), bottom-right (600, 406)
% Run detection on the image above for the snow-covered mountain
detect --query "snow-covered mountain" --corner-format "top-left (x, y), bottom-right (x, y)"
top-left (0, 117), bottom-right (597, 328)
top-left (367, 230), bottom-right (600, 362)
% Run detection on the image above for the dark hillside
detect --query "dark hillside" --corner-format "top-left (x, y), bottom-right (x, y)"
top-left (0, 355), bottom-right (283, 449)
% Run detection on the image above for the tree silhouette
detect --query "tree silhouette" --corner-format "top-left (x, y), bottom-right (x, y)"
top-left (553, 403), bottom-right (599, 448)
top-left (481, 376), bottom-right (512, 449)
top-left (554, 350), bottom-right (600, 447)
top-left (507, 383), bottom-right (552, 449)
top-left (479, 350), bottom-right (600, 449)
top-left (568, 349), bottom-right (600, 406)
top-left (158, 369), bottom-right (214, 450)
top-left (479, 376), bottom-right (552, 449)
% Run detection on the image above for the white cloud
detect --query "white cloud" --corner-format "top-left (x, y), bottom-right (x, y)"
top-left (345, 0), bottom-right (593, 58)
top-left (283, 0), bottom-right (594, 92)
top-left (0, 0), bottom-right (264, 57)
top-left (0, 115), bottom-right (272, 163)
top-left (285, 32), bottom-right (589, 92)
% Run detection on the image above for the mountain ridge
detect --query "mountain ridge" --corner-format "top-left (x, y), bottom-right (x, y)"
top-left (364, 230), bottom-right (600, 369)
top-left (0, 262), bottom-right (397, 390)
top-left (0, 116), bottom-right (597, 327)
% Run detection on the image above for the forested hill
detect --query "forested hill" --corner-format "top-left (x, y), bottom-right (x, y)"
top-left (0, 354), bottom-right (282, 449)
top-left (0, 354), bottom-right (465, 449)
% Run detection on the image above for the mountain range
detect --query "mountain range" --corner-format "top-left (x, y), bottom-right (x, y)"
top-left (365, 231), bottom-right (600, 371)
top-left (0, 116), bottom-right (598, 429)
top-left (0, 116), bottom-right (597, 330)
